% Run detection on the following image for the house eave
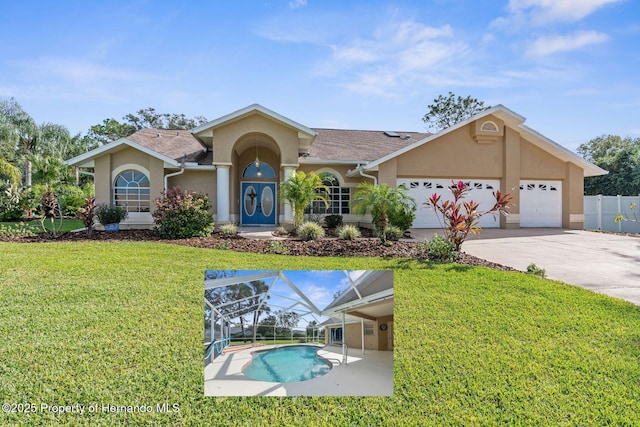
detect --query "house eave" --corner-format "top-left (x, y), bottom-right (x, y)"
top-left (65, 137), bottom-right (180, 168)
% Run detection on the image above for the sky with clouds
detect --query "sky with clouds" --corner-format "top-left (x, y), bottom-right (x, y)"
top-left (209, 270), bottom-right (368, 327)
top-left (1, 0), bottom-right (638, 151)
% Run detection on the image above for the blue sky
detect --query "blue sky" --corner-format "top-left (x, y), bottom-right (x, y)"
top-left (207, 270), bottom-right (366, 327)
top-left (1, 0), bottom-right (638, 152)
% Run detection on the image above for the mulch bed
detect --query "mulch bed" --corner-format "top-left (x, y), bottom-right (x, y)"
top-left (5, 229), bottom-right (519, 272)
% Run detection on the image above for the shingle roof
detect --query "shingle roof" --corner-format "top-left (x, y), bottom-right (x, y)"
top-left (125, 127), bottom-right (429, 165)
top-left (127, 128), bottom-right (208, 164)
top-left (307, 129), bottom-right (430, 162)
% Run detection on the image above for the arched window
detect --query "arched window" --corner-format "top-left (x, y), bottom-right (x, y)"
top-left (310, 173), bottom-right (351, 215)
top-left (113, 169), bottom-right (150, 212)
top-left (242, 162), bottom-right (275, 179)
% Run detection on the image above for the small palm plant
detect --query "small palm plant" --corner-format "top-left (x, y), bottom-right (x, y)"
top-left (280, 171), bottom-right (330, 229)
top-left (351, 183), bottom-right (416, 242)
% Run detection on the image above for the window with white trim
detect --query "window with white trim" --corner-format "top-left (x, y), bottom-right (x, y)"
top-left (310, 174), bottom-right (351, 215)
top-left (364, 321), bottom-right (375, 335)
top-left (113, 169), bottom-right (150, 212)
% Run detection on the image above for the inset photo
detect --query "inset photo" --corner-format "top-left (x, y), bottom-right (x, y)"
top-left (204, 270), bottom-right (393, 396)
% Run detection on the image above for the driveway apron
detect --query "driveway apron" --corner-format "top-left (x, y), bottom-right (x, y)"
top-left (410, 228), bottom-right (640, 305)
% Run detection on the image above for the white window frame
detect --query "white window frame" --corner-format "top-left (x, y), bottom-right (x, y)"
top-left (112, 167), bottom-right (151, 213)
top-left (310, 173), bottom-right (351, 215)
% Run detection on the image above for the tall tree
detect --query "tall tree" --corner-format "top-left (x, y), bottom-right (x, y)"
top-left (422, 92), bottom-right (489, 132)
top-left (0, 98), bottom-right (39, 187)
top-left (578, 135), bottom-right (640, 195)
top-left (87, 108), bottom-right (209, 145)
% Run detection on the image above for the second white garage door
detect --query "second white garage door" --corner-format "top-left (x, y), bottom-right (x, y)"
top-left (398, 178), bottom-right (502, 229)
top-left (519, 180), bottom-right (562, 227)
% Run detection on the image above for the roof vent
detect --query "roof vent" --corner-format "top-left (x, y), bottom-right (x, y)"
top-left (157, 133), bottom-right (161, 138)
top-left (403, 135), bottom-right (411, 140)
top-left (384, 131), bottom-right (400, 137)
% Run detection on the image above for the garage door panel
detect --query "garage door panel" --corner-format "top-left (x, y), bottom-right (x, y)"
top-left (519, 180), bottom-right (562, 227)
top-left (399, 178), bottom-right (501, 228)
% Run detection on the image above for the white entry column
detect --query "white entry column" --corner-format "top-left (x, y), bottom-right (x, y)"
top-left (216, 165), bottom-right (230, 223)
top-left (282, 166), bottom-right (296, 223)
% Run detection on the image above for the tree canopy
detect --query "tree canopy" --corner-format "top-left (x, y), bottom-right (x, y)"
top-left (578, 135), bottom-right (640, 196)
top-left (422, 92), bottom-right (489, 132)
top-left (87, 108), bottom-right (208, 145)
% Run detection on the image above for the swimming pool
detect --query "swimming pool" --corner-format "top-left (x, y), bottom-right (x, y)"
top-left (242, 345), bottom-right (332, 383)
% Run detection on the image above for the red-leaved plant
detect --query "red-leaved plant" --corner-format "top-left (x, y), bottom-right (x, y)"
top-left (425, 180), bottom-right (512, 251)
top-left (77, 196), bottom-right (96, 237)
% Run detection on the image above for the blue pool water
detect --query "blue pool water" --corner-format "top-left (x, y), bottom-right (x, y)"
top-left (242, 345), bottom-right (332, 383)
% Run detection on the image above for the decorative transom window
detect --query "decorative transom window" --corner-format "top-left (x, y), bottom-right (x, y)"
top-left (480, 121), bottom-right (499, 132)
top-left (113, 169), bottom-right (150, 212)
top-left (242, 162), bottom-right (275, 179)
top-left (310, 174), bottom-right (351, 215)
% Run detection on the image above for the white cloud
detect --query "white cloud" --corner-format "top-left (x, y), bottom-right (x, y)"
top-left (526, 30), bottom-right (609, 56)
top-left (288, 0), bottom-right (307, 10)
top-left (319, 20), bottom-right (468, 96)
top-left (493, 0), bottom-right (624, 28)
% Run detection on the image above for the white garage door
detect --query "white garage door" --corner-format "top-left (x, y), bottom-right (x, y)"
top-left (519, 180), bottom-right (562, 227)
top-left (398, 178), bottom-right (502, 229)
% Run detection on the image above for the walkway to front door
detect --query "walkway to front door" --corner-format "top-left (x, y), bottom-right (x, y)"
top-left (241, 182), bottom-right (276, 225)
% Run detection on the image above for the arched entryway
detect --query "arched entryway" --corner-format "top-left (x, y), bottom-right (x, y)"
top-left (241, 162), bottom-right (277, 225)
top-left (234, 133), bottom-right (281, 226)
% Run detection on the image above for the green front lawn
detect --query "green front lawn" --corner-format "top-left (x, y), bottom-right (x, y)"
top-left (0, 218), bottom-right (84, 233)
top-left (0, 242), bottom-right (638, 426)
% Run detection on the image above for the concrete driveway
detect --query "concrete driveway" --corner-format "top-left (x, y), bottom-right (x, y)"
top-left (409, 228), bottom-right (640, 305)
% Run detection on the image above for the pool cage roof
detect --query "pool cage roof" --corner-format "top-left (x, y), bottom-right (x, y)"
top-left (204, 270), bottom-right (393, 329)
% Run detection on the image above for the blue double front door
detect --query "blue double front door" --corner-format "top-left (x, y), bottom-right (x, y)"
top-left (241, 182), bottom-right (276, 225)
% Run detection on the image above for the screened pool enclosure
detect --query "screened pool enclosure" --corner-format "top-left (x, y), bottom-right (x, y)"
top-left (204, 270), bottom-right (394, 366)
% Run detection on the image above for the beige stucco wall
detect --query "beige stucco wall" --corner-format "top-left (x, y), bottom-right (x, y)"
top-left (393, 123), bottom-right (504, 180)
top-left (211, 115), bottom-right (301, 165)
top-left (168, 170), bottom-right (217, 215)
top-left (380, 116), bottom-right (587, 229)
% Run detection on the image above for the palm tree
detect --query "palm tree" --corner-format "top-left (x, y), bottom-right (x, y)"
top-left (0, 98), bottom-right (40, 187)
top-left (351, 183), bottom-right (416, 242)
top-left (280, 171), bottom-right (330, 228)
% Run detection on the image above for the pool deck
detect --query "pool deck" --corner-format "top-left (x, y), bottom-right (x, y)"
top-left (204, 344), bottom-right (393, 396)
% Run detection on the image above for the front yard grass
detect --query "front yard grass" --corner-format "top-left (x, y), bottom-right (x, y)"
top-left (0, 242), bottom-right (639, 426)
top-left (0, 218), bottom-right (84, 233)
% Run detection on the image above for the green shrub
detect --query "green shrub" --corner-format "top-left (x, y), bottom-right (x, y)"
top-left (269, 240), bottom-right (289, 255)
top-left (527, 263), bottom-right (546, 278)
top-left (81, 182), bottom-right (95, 198)
top-left (152, 187), bottom-right (214, 239)
top-left (420, 234), bottom-right (458, 262)
top-left (324, 214), bottom-right (343, 228)
top-left (337, 224), bottom-right (361, 240)
top-left (95, 204), bottom-right (128, 225)
top-left (0, 183), bottom-right (24, 220)
top-left (219, 223), bottom-right (237, 237)
top-left (0, 207), bottom-right (23, 221)
top-left (297, 221), bottom-right (325, 241)
top-left (382, 225), bottom-right (403, 241)
top-left (56, 185), bottom-right (85, 216)
top-left (389, 202), bottom-right (416, 232)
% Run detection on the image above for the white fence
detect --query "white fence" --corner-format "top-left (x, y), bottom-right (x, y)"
top-left (584, 195), bottom-right (640, 233)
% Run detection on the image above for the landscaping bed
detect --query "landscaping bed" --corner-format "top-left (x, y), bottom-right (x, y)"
top-left (7, 228), bottom-right (518, 272)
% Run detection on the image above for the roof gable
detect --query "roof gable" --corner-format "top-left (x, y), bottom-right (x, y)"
top-left (65, 137), bottom-right (181, 168)
top-left (356, 105), bottom-right (607, 177)
top-left (191, 103), bottom-right (317, 138)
